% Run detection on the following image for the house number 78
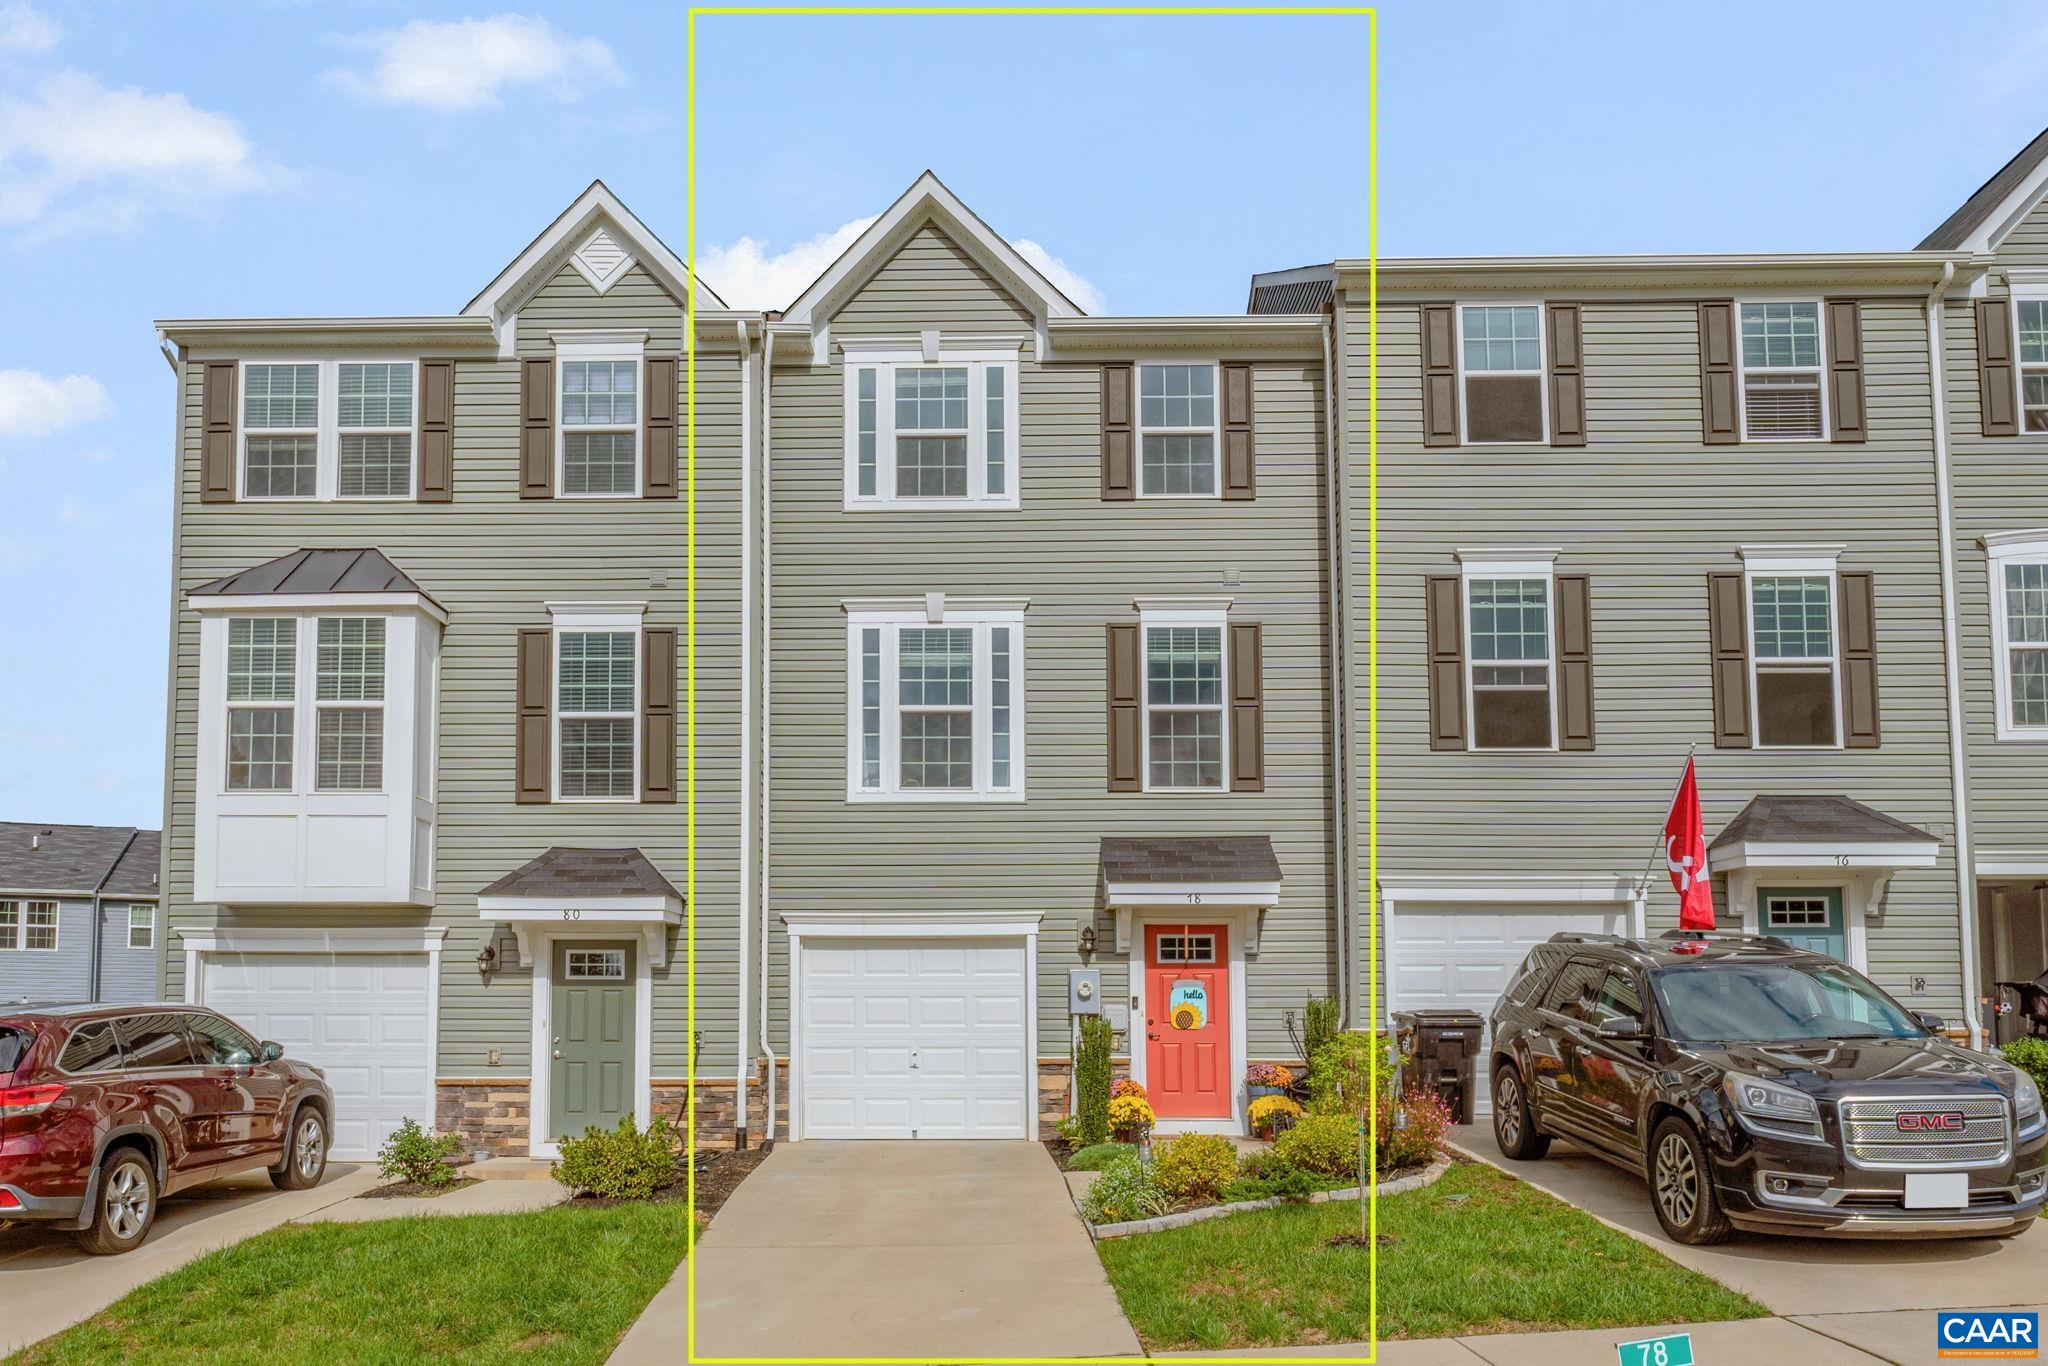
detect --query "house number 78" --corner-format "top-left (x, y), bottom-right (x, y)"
top-left (1185, 893), bottom-right (1202, 904)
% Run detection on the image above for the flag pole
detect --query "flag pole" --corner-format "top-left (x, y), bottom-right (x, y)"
top-left (1636, 743), bottom-right (1698, 900)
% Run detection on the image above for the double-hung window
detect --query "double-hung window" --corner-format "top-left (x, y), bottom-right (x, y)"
top-left (2018, 300), bottom-right (2048, 432)
top-left (1458, 305), bottom-right (1546, 443)
top-left (315, 618), bottom-right (385, 791)
top-left (1738, 302), bottom-right (1827, 440)
top-left (1988, 533), bottom-right (2048, 739)
top-left (1748, 572), bottom-right (1838, 747)
top-left (226, 617), bottom-right (297, 790)
top-left (556, 626), bottom-right (639, 800)
top-left (0, 901), bottom-right (57, 952)
top-left (1137, 363), bottom-right (1220, 496)
top-left (1140, 609), bottom-right (1227, 790)
top-left (1465, 575), bottom-right (1555, 749)
top-left (242, 363), bottom-right (320, 498)
top-left (847, 603), bottom-right (1024, 799)
top-left (337, 362), bottom-right (414, 497)
top-left (127, 905), bottom-right (154, 950)
top-left (844, 347), bottom-right (1019, 508)
top-left (559, 357), bottom-right (639, 496)
top-left (240, 360), bottom-right (417, 500)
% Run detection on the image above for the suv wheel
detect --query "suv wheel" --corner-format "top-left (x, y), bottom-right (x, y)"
top-left (1492, 1064), bottom-right (1550, 1160)
top-left (1648, 1115), bottom-right (1732, 1245)
top-left (270, 1108), bottom-right (328, 1191)
top-left (76, 1149), bottom-right (156, 1255)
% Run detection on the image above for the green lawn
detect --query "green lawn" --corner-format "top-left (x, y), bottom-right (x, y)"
top-left (1095, 1161), bottom-right (1768, 1350)
top-left (9, 1203), bottom-right (689, 1366)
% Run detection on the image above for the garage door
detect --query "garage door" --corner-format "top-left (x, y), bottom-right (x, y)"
top-left (800, 938), bottom-right (1029, 1139)
top-left (1389, 904), bottom-right (1627, 1117)
top-left (199, 952), bottom-right (432, 1161)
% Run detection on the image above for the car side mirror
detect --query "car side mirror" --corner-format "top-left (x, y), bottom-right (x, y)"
top-left (259, 1041), bottom-right (283, 1063)
top-left (1595, 1016), bottom-right (1646, 1040)
top-left (1915, 1013), bottom-right (1945, 1034)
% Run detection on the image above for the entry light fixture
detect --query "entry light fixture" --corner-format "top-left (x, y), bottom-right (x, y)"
top-left (1078, 925), bottom-right (1098, 956)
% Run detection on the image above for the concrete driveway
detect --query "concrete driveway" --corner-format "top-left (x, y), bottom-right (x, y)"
top-left (0, 1163), bottom-right (379, 1355)
top-left (1453, 1124), bottom-right (2048, 1317)
top-left (692, 1140), bottom-right (1142, 1360)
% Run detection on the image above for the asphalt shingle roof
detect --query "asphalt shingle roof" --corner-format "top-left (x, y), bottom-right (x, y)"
top-left (1708, 795), bottom-right (1936, 850)
top-left (1099, 836), bottom-right (1282, 885)
top-left (0, 823), bottom-right (159, 898)
top-left (477, 847), bottom-right (682, 902)
top-left (1918, 127), bottom-right (2048, 250)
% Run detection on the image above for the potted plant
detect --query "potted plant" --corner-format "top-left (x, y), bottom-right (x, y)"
top-left (1247, 1093), bottom-right (1303, 1140)
top-left (1108, 1080), bottom-right (1155, 1144)
top-left (1245, 1062), bottom-right (1293, 1100)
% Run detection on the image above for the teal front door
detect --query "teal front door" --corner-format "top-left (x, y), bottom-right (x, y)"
top-left (550, 941), bottom-right (635, 1142)
top-left (1759, 888), bottom-right (1845, 960)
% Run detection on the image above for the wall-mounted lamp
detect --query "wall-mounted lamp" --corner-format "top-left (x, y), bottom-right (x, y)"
top-left (1078, 924), bottom-right (1098, 957)
top-left (476, 942), bottom-right (499, 978)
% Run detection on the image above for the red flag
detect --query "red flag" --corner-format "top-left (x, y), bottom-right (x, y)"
top-left (1663, 755), bottom-right (1715, 931)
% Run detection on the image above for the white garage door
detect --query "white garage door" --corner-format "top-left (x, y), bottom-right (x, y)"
top-left (800, 937), bottom-right (1029, 1140)
top-left (1389, 904), bottom-right (1627, 1116)
top-left (200, 952), bottom-right (432, 1161)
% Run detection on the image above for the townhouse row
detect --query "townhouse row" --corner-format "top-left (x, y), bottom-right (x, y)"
top-left (149, 130), bottom-right (2048, 1158)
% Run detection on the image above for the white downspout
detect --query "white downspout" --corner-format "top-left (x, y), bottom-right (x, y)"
top-left (734, 319), bottom-right (754, 1146)
top-left (1926, 260), bottom-right (1985, 1048)
top-left (758, 328), bottom-right (779, 1142)
top-left (1320, 302), bottom-right (1349, 1026)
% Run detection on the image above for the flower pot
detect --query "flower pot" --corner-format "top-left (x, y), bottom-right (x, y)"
top-left (1247, 1084), bottom-right (1284, 1101)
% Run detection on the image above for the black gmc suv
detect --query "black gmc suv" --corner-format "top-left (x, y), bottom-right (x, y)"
top-left (1488, 932), bottom-right (2048, 1243)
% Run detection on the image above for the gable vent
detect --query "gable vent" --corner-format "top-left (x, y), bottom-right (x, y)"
top-left (570, 226), bottom-right (634, 294)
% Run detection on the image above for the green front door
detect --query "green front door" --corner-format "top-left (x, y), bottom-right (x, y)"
top-left (1759, 887), bottom-right (1845, 960)
top-left (550, 941), bottom-right (635, 1142)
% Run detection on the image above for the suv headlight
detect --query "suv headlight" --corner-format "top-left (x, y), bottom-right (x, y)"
top-left (2014, 1071), bottom-right (2044, 1136)
top-left (1723, 1073), bottom-right (1826, 1143)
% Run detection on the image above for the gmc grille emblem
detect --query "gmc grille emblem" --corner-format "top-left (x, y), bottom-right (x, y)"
top-left (1895, 1111), bottom-right (1967, 1132)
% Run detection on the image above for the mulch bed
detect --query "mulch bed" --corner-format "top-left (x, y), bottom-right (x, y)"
top-left (691, 1147), bottom-right (769, 1219)
top-left (361, 1177), bottom-right (481, 1199)
top-left (1044, 1140), bottom-right (1079, 1171)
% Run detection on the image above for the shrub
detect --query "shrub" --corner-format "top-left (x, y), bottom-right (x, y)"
top-left (1066, 1142), bottom-right (1134, 1171)
top-left (1248, 1093), bottom-right (1303, 1135)
top-left (1107, 1093), bottom-right (1155, 1135)
top-left (1273, 1111), bottom-right (1362, 1179)
top-left (377, 1118), bottom-right (462, 1188)
top-left (1054, 1114), bottom-right (1084, 1143)
top-left (1151, 1133), bottom-right (1239, 1202)
top-left (2002, 1036), bottom-right (2048, 1092)
top-left (1075, 1015), bottom-right (1113, 1147)
top-left (1221, 1164), bottom-right (1327, 1204)
top-left (1235, 1146), bottom-right (1295, 1180)
top-left (1302, 994), bottom-right (1341, 1072)
top-left (1307, 1031), bottom-right (1385, 1115)
top-left (1079, 1152), bottom-right (1172, 1224)
top-left (1380, 1084), bottom-right (1454, 1171)
top-left (552, 1115), bottom-right (681, 1199)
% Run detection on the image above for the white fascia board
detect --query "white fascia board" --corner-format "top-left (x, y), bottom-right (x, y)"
top-left (1977, 853), bottom-right (2048, 877)
top-left (174, 926), bottom-right (448, 953)
top-left (186, 591), bottom-right (447, 626)
top-left (1970, 157), bottom-right (2048, 255)
top-left (1454, 547), bottom-right (1561, 578)
top-left (1102, 881), bottom-right (1281, 908)
top-left (1983, 530), bottom-right (2048, 557)
top-left (841, 596), bottom-right (1030, 617)
top-left (1709, 840), bottom-right (1940, 872)
top-left (475, 894), bottom-right (681, 920)
top-left (781, 172), bottom-right (1083, 329)
top-left (464, 181), bottom-right (727, 321)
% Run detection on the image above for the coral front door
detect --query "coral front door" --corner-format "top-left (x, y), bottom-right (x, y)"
top-left (1144, 924), bottom-right (1230, 1119)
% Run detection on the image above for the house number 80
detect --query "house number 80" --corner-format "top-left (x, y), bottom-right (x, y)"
top-left (561, 908), bottom-right (581, 920)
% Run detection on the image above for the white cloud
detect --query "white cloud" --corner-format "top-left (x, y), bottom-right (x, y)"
top-left (0, 3), bottom-right (57, 55)
top-left (327, 14), bottom-right (625, 113)
top-left (696, 216), bottom-right (1108, 315)
top-left (1015, 238), bottom-right (1106, 314)
top-left (0, 369), bottom-right (108, 436)
top-left (0, 71), bottom-right (268, 238)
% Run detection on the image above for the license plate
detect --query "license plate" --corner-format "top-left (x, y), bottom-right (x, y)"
top-left (1905, 1172), bottom-right (1969, 1209)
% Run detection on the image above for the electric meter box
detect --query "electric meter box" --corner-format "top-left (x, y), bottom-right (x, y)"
top-left (1068, 967), bottom-right (1102, 1015)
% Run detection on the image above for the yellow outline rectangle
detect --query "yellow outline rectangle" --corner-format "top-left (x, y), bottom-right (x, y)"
top-left (686, 7), bottom-right (1376, 1362)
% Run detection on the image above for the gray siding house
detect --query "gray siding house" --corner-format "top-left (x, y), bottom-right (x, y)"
top-left (0, 823), bottom-right (160, 1007)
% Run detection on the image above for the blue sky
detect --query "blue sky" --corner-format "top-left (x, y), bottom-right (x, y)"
top-left (1, 0), bottom-right (2045, 827)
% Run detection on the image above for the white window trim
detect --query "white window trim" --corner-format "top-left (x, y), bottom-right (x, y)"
top-left (1134, 359), bottom-right (1224, 499)
top-left (1737, 546), bottom-right (1844, 750)
top-left (312, 617), bottom-right (389, 794)
top-left (1138, 601), bottom-right (1232, 793)
top-left (6, 900), bottom-right (59, 953)
top-left (1734, 299), bottom-right (1830, 443)
top-left (127, 904), bottom-right (154, 950)
top-left (1986, 531), bottom-right (2048, 741)
top-left (843, 597), bottom-right (1027, 802)
top-left (221, 611), bottom-right (394, 796)
top-left (1454, 302), bottom-right (1548, 446)
top-left (237, 357), bottom-right (419, 503)
top-left (1455, 548), bottom-right (1560, 753)
top-left (842, 341), bottom-right (1021, 510)
top-left (556, 339), bottom-right (644, 500)
top-left (549, 602), bottom-right (645, 804)
top-left (2009, 280), bottom-right (2048, 434)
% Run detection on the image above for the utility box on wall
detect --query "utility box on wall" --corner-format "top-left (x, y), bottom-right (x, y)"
top-left (1068, 967), bottom-right (1101, 1015)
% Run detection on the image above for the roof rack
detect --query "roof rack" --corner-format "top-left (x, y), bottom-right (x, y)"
top-left (1545, 930), bottom-right (1655, 953)
top-left (1657, 930), bottom-right (1796, 951)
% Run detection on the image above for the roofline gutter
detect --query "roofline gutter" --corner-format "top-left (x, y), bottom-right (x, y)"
top-left (1925, 259), bottom-right (1985, 1049)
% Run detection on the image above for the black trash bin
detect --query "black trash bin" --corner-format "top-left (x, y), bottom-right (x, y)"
top-left (1392, 1008), bottom-right (1486, 1124)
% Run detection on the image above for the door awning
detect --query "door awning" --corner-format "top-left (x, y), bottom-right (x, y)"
top-left (1099, 836), bottom-right (1282, 953)
top-left (475, 847), bottom-right (682, 966)
top-left (1708, 796), bottom-right (1939, 872)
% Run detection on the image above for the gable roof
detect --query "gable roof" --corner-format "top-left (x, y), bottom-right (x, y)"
top-left (102, 830), bottom-right (160, 898)
top-left (781, 171), bottom-right (1085, 329)
top-left (1918, 127), bottom-right (2048, 251)
top-left (1099, 836), bottom-right (1282, 886)
top-left (190, 548), bottom-right (439, 607)
top-left (464, 180), bottom-right (728, 319)
top-left (0, 823), bottom-right (157, 899)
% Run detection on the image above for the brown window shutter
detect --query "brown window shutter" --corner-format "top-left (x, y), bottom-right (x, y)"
top-left (1106, 624), bottom-right (1141, 790)
top-left (1698, 301), bottom-right (1739, 445)
top-left (1707, 573), bottom-right (1752, 748)
top-left (642, 627), bottom-right (677, 800)
top-left (1825, 299), bottom-right (1867, 443)
top-left (1978, 298), bottom-right (2019, 437)
top-left (515, 628), bottom-right (552, 803)
top-left (1547, 304), bottom-right (1587, 448)
top-left (520, 357), bottom-right (555, 498)
top-left (1101, 365), bottom-right (1134, 499)
top-left (1424, 575), bottom-right (1466, 751)
top-left (643, 356), bottom-right (678, 498)
top-left (201, 361), bottom-right (236, 503)
top-left (1420, 304), bottom-right (1459, 447)
top-left (1221, 362), bottom-right (1255, 500)
top-left (1837, 571), bottom-right (1880, 749)
top-left (1555, 574), bottom-right (1595, 750)
top-left (417, 360), bottom-right (454, 502)
top-left (1228, 622), bottom-right (1264, 790)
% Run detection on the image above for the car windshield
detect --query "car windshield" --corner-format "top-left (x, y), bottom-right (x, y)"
top-left (0, 1025), bottom-right (29, 1073)
top-left (1652, 960), bottom-right (1926, 1043)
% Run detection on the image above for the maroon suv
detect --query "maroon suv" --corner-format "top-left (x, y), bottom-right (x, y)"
top-left (0, 1003), bottom-right (335, 1254)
